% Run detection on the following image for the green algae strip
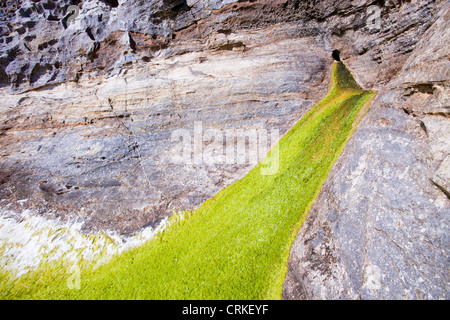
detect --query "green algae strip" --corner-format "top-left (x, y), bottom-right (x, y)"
top-left (1, 62), bottom-right (375, 300)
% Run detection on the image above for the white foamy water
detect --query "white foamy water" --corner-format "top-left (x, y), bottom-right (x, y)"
top-left (0, 202), bottom-right (170, 277)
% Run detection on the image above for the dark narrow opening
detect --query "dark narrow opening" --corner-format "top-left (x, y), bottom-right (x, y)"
top-left (332, 50), bottom-right (341, 61)
top-left (86, 27), bottom-right (95, 41)
top-left (100, 0), bottom-right (119, 8)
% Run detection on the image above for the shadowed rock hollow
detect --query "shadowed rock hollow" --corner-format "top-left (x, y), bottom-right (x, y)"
top-left (0, 0), bottom-right (448, 299)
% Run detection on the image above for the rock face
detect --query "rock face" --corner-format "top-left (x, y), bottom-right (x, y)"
top-left (0, 1), bottom-right (333, 234)
top-left (283, 1), bottom-right (450, 300)
top-left (0, 0), bottom-right (448, 299)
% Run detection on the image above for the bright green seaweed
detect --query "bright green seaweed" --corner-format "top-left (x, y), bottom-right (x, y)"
top-left (1, 62), bottom-right (375, 300)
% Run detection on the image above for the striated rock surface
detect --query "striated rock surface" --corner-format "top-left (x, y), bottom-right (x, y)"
top-left (0, 6), bottom-right (332, 233)
top-left (1, 0), bottom-right (252, 91)
top-left (283, 2), bottom-right (450, 300)
top-left (0, 0), bottom-right (448, 299)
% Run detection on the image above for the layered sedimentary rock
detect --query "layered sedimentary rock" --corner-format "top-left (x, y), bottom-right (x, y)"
top-left (0, 1), bottom-right (333, 233)
top-left (0, 0), bottom-right (448, 299)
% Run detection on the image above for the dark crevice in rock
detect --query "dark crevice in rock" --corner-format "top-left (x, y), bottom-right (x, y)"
top-left (411, 83), bottom-right (435, 95)
top-left (86, 27), bottom-right (95, 41)
top-left (401, 107), bottom-right (415, 117)
top-left (100, 0), bottom-right (119, 8)
top-left (152, 0), bottom-right (190, 23)
top-left (29, 63), bottom-right (53, 84)
top-left (86, 42), bottom-right (100, 62)
top-left (431, 180), bottom-right (450, 200)
top-left (217, 29), bottom-right (233, 35)
top-left (42, 1), bottom-right (56, 11)
top-left (0, 67), bottom-right (9, 88)
top-left (128, 33), bottom-right (137, 52)
top-left (38, 39), bottom-right (58, 51)
top-left (216, 41), bottom-right (245, 51)
top-left (419, 121), bottom-right (429, 137)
